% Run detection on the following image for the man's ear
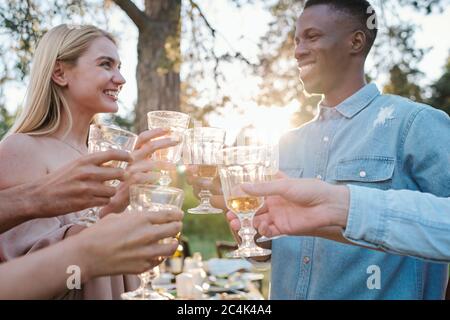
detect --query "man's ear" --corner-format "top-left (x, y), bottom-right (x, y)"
top-left (51, 61), bottom-right (68, 87)
top-left (350, 30), bottom-right (366, 55)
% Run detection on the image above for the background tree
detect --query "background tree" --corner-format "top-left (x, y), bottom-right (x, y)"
top-left (383, 65), bottom-right (424, 102)
top-left (0, 0), bottom-right (256, 134)
top-left (112, 0), bottom-right (181, 132)
top-left (427, 53), bottom-right (450, 115)
top-left (0, 98), bottom-right (15, 139)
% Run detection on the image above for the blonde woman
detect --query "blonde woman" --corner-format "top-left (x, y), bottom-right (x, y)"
top-left (0, 24), bottom-right (177, 299)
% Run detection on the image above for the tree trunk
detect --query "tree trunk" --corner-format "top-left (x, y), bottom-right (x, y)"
top-left (135, 0), bottom-right (181, 132)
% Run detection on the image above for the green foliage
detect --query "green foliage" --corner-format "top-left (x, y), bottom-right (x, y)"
top-left (383, 53), bottom-right (450, 116)
top-left (383, 65), bottom-right (424, 102)
top-left (0, 0), bottom-right (97, 79)
top-left (0, 104), bottom-right (15, 140)
top-left (0, 76), bottom-right (16, 139)
top-left (428, 55), bottom-right (450, 115)
top-left (113, 112), bottom-right (135, 132)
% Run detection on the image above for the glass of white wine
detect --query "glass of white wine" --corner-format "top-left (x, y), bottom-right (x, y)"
top-left (73, 124), bottom-right (138, 226)
top-left (217, 146), bottom-right (272, 258)
top-left (147, 111), bottom-right (190, 186)
top-left (121, 184), bottom-right (184, 300)
top-left (255, 143), bottom-right (285, 243)
top-left (185, 127), bottom-right (226, 214)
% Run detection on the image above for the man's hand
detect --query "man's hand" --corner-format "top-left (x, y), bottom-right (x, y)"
top-left (185, 165), bottom-right (226, 210)
top-left (28, 150), bottom-right (132, 219)
top-left (238, 178), bottom-right (350, 238)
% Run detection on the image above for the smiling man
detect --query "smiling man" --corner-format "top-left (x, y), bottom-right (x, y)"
top-left (186, 0), bottom-right (450, 300)
top-left (265, 0), bottom-right (450, 300)
top-left (296, 0), bottom-right (376, 106)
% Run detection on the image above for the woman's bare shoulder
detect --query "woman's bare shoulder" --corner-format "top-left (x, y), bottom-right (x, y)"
top-left (0, 133), bottom-right (48, 189)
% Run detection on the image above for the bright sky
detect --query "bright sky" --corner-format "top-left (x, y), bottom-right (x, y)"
top-left (3, 0), bottom-right (450, 144)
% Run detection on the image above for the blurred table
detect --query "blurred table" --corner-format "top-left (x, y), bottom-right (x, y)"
top-left (155, 258), bottom-right (266, 300)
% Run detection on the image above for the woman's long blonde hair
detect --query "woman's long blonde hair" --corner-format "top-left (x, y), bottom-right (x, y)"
top-left (8, 24), bottom-right (115, 137)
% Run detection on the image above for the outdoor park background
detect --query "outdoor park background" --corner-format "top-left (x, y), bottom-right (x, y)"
top-left (1, 0), bottom-right (450, 260)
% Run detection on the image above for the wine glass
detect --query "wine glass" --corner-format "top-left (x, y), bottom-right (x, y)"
top-left (185, 127), bottom-right (226, 214)
top-left (73, 124), bottom-right (138, 226)
top-left (235, 128), bottom-right (282, 243)
top-left (121, 184), bottom-right (184, 300)
top-left (217, 146), bottom-right (272, 258)
top-left (147, 111), bottom-right (190, 186)
top-left (255, 143), bottom-right (285, 243)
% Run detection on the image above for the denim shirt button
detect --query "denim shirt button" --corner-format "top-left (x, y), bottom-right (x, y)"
top-left (303, 256), bottom-right (311, 264)
top-left (359, 170), bottom-right (367, 178)
top-left (323, 136), bottom-right (329, 142)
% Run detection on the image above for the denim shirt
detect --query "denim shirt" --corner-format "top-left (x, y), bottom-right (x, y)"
top-left (345, 185), bottom-right (450, 263)
top-left (272, 83), bottom-right (450, 300)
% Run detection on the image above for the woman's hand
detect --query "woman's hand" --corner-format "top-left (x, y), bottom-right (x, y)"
top-left (78, 208), bottom-right (184, 278)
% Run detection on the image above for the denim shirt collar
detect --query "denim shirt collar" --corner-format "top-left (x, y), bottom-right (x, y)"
top-left (318, 83), bottom-right (381, 119)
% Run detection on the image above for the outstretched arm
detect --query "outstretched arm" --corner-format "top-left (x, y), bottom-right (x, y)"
top-left (238, 178), bottom-right (450, 262)
top-left (0, 150), bottom-right (131, 234)
top-left (0, 209), bottom-right (183, 299)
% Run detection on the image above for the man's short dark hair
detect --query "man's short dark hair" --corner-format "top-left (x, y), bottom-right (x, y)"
top-left (304, 0), bottom-right (378, 55)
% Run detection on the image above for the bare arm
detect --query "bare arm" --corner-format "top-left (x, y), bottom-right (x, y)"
top-left (0, 150), bottom-right (131, 234)
top-left (0, 231), bottom-right (89, 299)
top-left (0, 210), bottom-right (183, 299)
top-left (0, 183), bottom-right (35, 233)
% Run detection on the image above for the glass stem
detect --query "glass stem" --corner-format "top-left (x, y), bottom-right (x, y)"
top-left (159, 170), bottom-right (172, 186)
top-left (198, 189), bottom-right (213, 206)
top-left (139, 267), bottom-right (158, 293)
top-left (237, 213), bottom-right (257, 248)
top-left (78, 207), bottom-right (99, 227)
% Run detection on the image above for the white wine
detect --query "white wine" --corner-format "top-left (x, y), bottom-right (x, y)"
top-left (197, 164), bottom-right (218, 179)
top-left (227, 196), bottom-right (262, 213)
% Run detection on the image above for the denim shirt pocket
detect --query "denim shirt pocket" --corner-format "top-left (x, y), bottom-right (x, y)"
top-left (282, 168), bottom-right (304, 179)
top-left (333, 156), bottom-right (395, 190)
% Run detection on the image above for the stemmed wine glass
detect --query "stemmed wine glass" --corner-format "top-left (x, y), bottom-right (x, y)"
top-left (184, 127), bottom-right (226, 214)
top-left (147, 111), bottom-right (190, 186)
top-left (235, 129), bottom-right (283, 243)
top-left (73, 124), bottom-right (138, 226)
top-left (217, 146), bottom-right (272, 258)
top-left (121, 184), bottom-right (184, 300)
top-left (255, 143), bottom-right (285, 243)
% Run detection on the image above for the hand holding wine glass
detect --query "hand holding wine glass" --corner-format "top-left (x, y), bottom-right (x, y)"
top-left (73, 124), bottom-right (138, 226)
top-left (184, 127), bottom-right (226, 214)
top-left (121, 184), bottom-right (185, 300)
top-left (99, 128), bottom-right (180, 216)
top-left (217, 146), bottom-right (272, 258)
top-left (147, 111), bottom-right (190, 186)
